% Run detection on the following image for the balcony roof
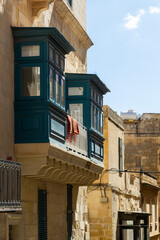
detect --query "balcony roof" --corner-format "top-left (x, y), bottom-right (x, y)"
top-left (11, 27), bottom-right (75, 54)
top-left (66, 73), bottom-right (110, 94)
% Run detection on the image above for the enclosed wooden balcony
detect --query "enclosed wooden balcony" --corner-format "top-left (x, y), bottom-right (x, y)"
top-left (0, 160), bottom-right (21, 212)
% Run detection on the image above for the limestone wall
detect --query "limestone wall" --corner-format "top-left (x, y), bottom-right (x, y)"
top-left (21, 177), bottom-right (68, 240)
top-left (72, 187), bottom-right (90, 240)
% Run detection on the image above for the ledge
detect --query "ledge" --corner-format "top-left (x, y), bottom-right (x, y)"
top-left (15, 143), bottom-right (103, 185)
top-left (54, 0), bottom-right (93, 50)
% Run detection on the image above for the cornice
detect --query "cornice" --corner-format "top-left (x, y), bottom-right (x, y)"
top-left (54, 0), bottom-right (93, 50)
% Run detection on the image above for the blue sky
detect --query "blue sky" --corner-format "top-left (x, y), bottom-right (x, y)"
top-left (86, 0), bottom-right (160, 115)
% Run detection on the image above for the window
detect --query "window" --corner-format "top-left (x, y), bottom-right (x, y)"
top-left (94, 107), bottom-right (97, 129)
top-left (61, 77), bottom-right (65, 106)
top-left (119, 137), bottom-right (123, 171)
top-left (91, 104), bottom-right (94, 128)
top-left (69, 103), bottom-right (83, 124)
top-left (68, 87), bottom-right (83, 96)
top-left (50, 68), bottom-right (54, 99)
top-left (38, 190), bottom-right (47, 240)
top-left (67, 0), bottom-right (72, 6)
top-left (49, 46), bottom-right (65, 108)
top-left (21, 45), bottom-right (40, 57)
top-left (56, 73), bottom-right (59, 102)
top-left (21, 66), bottom-right (40, 96)
top-left (49, 46), bottom-right (54, 61)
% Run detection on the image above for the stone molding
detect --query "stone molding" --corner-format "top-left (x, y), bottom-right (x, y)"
top-left (15, 143), bottom-right (103, 185)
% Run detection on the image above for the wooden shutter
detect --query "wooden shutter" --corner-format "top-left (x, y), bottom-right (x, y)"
top-left (38, 190), bottom-right (47, 240)
top-left (118, 138), bottom-right (123, 171)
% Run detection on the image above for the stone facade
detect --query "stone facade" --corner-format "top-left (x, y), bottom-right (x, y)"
top-left (88, 106), bottom-right (160, 240)
top-left (124, 113), bottom-right (160, 183)
top-left (0, 0), bottom-right (93, 239)
top-left (124, 113), bottom-right (160, 239)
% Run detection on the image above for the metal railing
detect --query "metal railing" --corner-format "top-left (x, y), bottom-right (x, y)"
top-left (0, 159), bottom-right (21, 209)
top-left (66, 123), bottom-right (88, 157)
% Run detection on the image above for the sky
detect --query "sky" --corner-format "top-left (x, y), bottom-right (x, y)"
top-left (86, 0), bottom-right (160, 115)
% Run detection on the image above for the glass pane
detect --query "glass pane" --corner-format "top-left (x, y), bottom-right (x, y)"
top-left (68, 87), bottom-right (83, 96)
top-left (122, 220), bottom-right (134, 225)
top-left (56, 73), bottom-right (59, 102)
top-left (140, 220), bottom-right (145, 224)
top-left (101, 146), bottom-right (103, 157)
top-left (22, 67), bottom-right (40, 96)
top-left (91, 88), bottom-right (94, 98)
top-left (100, 112), bottom-right (103, 133)
top-left (50, 47), bottom-right (54, 61)
top-left (91, 104), bottom-right (94, 128)
top-left (94, 91), bottom-right (97, 102)
top-left (95, 144), bottom-right (100, 155)
top-left (56, 52), bottom-right (59, 65)
top-left (122, 229), bottom-right (134, 240)
top-left (97, 111), bottom-right (100, 132)
top-left (50, 69), bottom-right (54, 99)
top-left (91, 141), bottom-right (94, 152)
top-left (69, 103), bottom-right (83, 125)
top-left (61, 78), bottom-right (64, 106)
top-left (21, 45), bottom-right (40, 57)
top-left (51, 118), bottom-right (64, 136)
top-left (140, 228), bottom-right (144, 240)
top-left (61, 58), bottom-right (64, 70)
top-left (94, 107), bottom-right (97, 129)
top-left (97, 95), bottom-right (100, 105)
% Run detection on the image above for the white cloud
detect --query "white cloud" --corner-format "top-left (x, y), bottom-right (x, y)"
top-left (149, 6), bottom-right (160, 14)
top-left (124, 9), bottom-right (146, 30)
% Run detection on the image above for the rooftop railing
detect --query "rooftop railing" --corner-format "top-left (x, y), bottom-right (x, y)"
top-left (0, 159), bottom-right (21, 211)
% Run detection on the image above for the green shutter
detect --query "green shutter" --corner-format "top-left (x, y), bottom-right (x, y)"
top-left (38, 190), bottom-right (47, 240)
top-left (118, 138), bottom-right (123, 171)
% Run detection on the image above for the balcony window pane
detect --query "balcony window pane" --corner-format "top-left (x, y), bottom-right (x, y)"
top-left (91, 104), bottom-right (94, 128)
top-left (22, 67), bottom-right (40, 96)
top-left (91, 88), bottom-right (94, 98)
top-left (50, 69), bottom-right (54, 99)
top-left (97, 110), bottom-right (100, 132)
top-left (68, 87), bottom-right (83, 96)
top-left (56, 73), bottom-right (59, 102)
top-left (50, 47), bottom-right (54, 61)
top-left (61, 78), bottom-right (64, 106)
top-left (56, 52), bottom-right (60, 65)
top-left (61, 58), bottom-right (64, 70)
top-left (100, 112), bottom-right (103, 133)
top-left (91, 141), bottom-right (94, 152)
top-left (21, 45), bottom-right (40, 57)
top-left (94, 91), bottom-right (97, 102)
top-left (69, 103), bottom-right (83, 125)
top-left (94, 107), bottom-right (97, 129)
top-left (95, 144), bottom-right (100, 155)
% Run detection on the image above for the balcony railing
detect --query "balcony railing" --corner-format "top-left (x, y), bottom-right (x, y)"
top-left (0, 159), bottom-right (21, 211)
top-left (66, 123), bottom-right (88, 157)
